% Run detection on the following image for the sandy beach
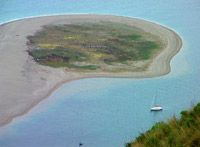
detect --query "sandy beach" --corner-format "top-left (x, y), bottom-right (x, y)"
top-left (0, 14), bottom-right (182, 127)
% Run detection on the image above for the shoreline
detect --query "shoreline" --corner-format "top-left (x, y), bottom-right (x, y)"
top-left (0, 14), bottom-right (182, 127)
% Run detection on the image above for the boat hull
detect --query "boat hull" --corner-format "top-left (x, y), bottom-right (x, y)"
top-left (151, 106), bottom-right (162, 111)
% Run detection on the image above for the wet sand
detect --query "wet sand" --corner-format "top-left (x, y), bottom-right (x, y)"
top-left (0, 14), bottom-right (182, 126)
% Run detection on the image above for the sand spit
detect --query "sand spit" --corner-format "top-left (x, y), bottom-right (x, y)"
top-left (0, 15), bottom-right (182, 126)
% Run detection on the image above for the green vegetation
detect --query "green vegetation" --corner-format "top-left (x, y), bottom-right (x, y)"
top-left (125, 103), bottom-right (200, 147)
top-left (40, 62), bottom-right (100, 70)
top-left (27, 22), bottom-right (163, 71)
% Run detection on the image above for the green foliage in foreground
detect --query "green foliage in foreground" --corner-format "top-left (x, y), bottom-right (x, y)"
top-left (125, 103), bottom-right (200, 147)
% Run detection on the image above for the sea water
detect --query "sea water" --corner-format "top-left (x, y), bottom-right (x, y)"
top-left (0, 0), bottom-right (200, 147)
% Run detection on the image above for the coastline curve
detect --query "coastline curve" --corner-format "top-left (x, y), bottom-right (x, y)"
top-left (0, 14), bottom-right (182, 127)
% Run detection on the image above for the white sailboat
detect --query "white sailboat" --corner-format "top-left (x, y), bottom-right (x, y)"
top-left (150, 92), bottom-right (162, 111)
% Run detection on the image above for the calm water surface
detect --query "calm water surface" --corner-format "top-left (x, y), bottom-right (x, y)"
top-left (0, 0), bottom-right (200, 147)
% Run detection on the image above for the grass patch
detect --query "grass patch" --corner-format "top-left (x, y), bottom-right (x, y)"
top-left (118, 61), bottom-right (129, 65)
top-left (118, 34), bottom-right (141, 40)
top-left (40, 61), bottom-right (99, 70)
top-left (27, 22), bottom-right (163, 71)
top-left (66, 64), bottom-right (100, 70)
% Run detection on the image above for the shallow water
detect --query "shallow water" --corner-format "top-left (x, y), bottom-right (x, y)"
top-left (0, 0), bottom-right (200, 147)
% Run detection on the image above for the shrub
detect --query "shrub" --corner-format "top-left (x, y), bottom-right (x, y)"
top-left (145, 136), bottom-right (159, 147)
top-left (124, 142), bottom-right (132, 147)
top-left (135, 133), bottom-right (146, 143)
top-left (180, 110), bottom-right (188, 118)
top-left (184, 118), bottom-right (195, 127)
top-left (193, 103), bottom-right (200, 116)
top-left (151, 122), bottom-right (164, 131)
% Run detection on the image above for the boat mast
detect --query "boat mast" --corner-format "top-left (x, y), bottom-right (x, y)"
top-left (151, 92), bottom-right (157, 108)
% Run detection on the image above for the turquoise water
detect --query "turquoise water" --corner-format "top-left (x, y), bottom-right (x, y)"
top-left (0, 0), bottom-right (200, 147)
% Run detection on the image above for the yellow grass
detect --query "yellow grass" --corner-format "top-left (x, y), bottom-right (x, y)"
top-left (38, 44), bottom-right (59, 49)
top-left (98, 38), bottom-right (107, 41)
top-left (63, 36), bottom-right (80, 40)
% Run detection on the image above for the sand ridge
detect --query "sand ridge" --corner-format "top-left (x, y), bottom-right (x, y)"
top-left (0, 14), bottom-right (182, 126)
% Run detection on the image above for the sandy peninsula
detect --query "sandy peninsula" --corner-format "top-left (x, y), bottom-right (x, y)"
top-left (0, 14), bottom-right (182, 126)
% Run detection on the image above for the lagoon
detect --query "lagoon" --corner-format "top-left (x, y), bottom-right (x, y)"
top-left (0, 0), bottom-right (200, 147)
